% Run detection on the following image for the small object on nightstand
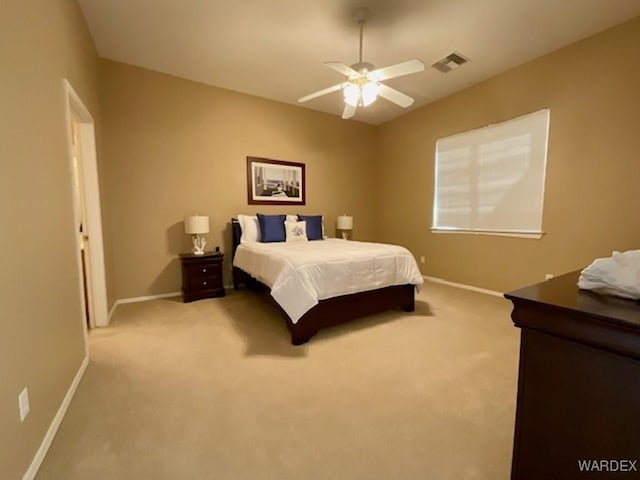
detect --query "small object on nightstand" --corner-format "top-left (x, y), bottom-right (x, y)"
top-left (179, 252), bottom-right (225, 302)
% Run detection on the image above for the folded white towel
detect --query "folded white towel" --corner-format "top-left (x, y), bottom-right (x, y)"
top-left (578, 250), bottom-right (640, 300)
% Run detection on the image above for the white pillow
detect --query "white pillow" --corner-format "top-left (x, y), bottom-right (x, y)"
top-left (237, 215), bottom-right (260, 243)
top-left (285, 220), bottom-right (308, 242)
top-left (286, 215), bottom-right (297, 223)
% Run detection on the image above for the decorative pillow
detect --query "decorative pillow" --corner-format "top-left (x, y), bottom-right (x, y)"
top-left (285, 220), bottom-right (308, 242)
top-left (286, 215), bottom-right (298, 223)
top-left (237, 215), bottom-right (260, 243)
top-left (257, 214), bottom-right (286, 242)
top-left (297, 215), bottom-right (324, 240)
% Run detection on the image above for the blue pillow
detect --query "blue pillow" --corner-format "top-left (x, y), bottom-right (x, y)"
top-left (257, 214), bottom-right (286, 242)
top-left (297, 215), bottom-right (323, 240)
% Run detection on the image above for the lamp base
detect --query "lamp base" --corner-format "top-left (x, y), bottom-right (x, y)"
top-left (192, 235), bottom-right (207, 255)
top-left (341, 231), bottom-right (350, 240)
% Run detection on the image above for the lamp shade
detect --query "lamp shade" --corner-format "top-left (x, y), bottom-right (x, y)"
top-left (184, 215), bottom-right (209, 235)
top-left (337, 215), bottom-right (353, 230)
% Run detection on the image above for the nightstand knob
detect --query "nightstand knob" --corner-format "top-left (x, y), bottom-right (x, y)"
top-left (203, 281), bottom-right (207, 285)
top-left (202, 268), bottom-right (206, 272)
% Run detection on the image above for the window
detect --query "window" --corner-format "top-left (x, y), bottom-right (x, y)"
top-left (432, 109), bottom-right (550, 238)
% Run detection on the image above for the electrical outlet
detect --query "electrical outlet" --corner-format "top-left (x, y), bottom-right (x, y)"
top-left (545, 273), bottom-right (554, 280)
top-left (420, 256), bottom-right (426, 264)
top-left (18, 387), bottom-right (30, 421)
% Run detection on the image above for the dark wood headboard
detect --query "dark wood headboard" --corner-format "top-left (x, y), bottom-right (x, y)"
top-left (231, 218), bottom-right (242, 259)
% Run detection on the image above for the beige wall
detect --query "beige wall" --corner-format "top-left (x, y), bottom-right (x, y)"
top-left (0, 0), bottom-right (104, 477)
top-left (375, 17), bottom-right (640, 292)
top-left (99, 60), bottom-right (377, 299)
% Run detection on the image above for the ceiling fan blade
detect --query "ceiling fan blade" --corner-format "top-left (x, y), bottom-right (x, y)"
top-left (368, 59), bottom-right (424, 81)
top-left (342, 103), bottom-right (356, 120)
top-left (325, 62), bottom-right (359, 78)
top-left (298, 83), bottom-right (344, 103)
top-left (378, 83), bottom-right (415, 108)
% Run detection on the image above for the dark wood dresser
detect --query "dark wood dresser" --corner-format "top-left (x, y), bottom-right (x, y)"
top-left (505, 271), bottom-right (640, 480)
top-left (180, 252), bottom-right (225, 302)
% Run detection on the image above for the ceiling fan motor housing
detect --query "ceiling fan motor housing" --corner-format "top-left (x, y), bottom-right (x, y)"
top-left (350, 62), bottom-right (375, 75)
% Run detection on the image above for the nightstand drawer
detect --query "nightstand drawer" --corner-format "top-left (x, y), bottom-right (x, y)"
top-left (184, 273), bottom-right (222, 290)
top-left (183, 261), bottom-right (222, 278)
top-left (187, 264), bottom-right (220, 278)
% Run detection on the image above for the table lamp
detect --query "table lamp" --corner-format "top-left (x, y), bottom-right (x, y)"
top-left (337, 215), bottom-right (353, 240)
top-left (184, 215), bottom-right (209, 255)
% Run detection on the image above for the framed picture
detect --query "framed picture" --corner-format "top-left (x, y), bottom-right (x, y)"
top-left (246, 156), bottom-right (306, 205)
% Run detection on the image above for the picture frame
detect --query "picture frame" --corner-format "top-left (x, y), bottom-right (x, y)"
top-left (246, 156), bottom-right (306, 205)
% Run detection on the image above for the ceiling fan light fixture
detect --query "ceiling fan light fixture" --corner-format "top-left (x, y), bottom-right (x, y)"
top-left (343, 83), bottom-right (360, 107)
top-left (343, 80), bottom-right (379, 107)
top-left (298, 7), bottom-right (424, 118)
top-left (361, 81), bottom-right (380, 106)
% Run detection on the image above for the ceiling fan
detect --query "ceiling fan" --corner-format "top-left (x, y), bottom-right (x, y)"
top-left (297, 8), bottom-right (424, 120)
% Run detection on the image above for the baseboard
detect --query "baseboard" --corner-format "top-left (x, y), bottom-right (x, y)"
top-left (108, 300), bottom-right (118, 323)
top-left (424, 275), bottom-right (504, 298)
top-left (116, 291), bottom-right (181, 305)
top-left (23, 355), bottom-right (89, 480)
top-left (106, 292), bottom-right (182, 323)
top-left (107, 287), bottom-right (235, 323)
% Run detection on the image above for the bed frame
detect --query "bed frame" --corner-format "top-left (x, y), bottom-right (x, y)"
top-left (231, 219), bottom-right (415, 345)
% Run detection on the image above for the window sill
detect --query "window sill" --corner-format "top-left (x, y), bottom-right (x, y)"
top-left (431, 228), bottom-right (545, 239)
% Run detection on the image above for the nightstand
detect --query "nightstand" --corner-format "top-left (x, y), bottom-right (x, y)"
top-left (179, 252), bottom-right (225, 302)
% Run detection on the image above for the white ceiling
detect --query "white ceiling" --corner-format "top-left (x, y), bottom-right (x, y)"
top-left (78, 0), bottom-right (640, 125)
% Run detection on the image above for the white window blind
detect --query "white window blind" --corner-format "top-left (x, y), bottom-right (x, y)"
top-left (433, 109), bottom-right (550, 237)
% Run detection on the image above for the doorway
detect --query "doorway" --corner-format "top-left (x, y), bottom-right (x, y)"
top-left (70, 110), bottom-right (92, 328)
top-left (64, 79), bottom-right (108, 338)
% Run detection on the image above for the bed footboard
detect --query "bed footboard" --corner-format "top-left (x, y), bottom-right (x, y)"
top-left (279, 284), bottom-right (416, 345)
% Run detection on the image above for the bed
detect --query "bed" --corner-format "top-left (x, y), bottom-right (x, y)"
top-left (231, 218), bottom-right (423, 345)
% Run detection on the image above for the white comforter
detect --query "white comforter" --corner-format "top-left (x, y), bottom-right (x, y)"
top-left (233, 239), bottom-right (424, 323)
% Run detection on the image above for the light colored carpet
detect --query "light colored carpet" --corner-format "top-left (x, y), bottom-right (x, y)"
top-left (36, 282), bottom-right (519, 479)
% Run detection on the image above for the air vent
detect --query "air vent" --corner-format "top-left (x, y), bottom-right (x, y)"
top-left (432, 52), bottom-right (469, 73)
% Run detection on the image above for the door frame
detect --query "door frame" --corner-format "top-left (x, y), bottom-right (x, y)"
top-left (63, 79), bottom-right (108, 335)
